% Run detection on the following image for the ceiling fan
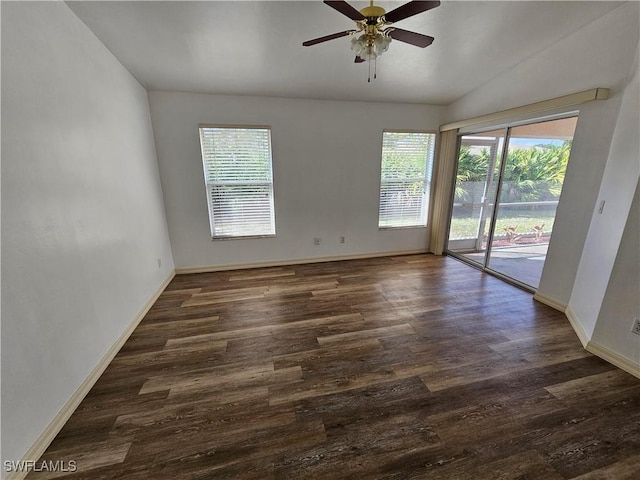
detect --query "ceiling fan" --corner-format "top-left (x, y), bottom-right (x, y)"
top-left (303, 1), bottom-right (440, 80)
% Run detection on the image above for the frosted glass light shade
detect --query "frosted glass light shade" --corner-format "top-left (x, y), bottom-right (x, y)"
top-left (350, 33), bottom-right (391, 60)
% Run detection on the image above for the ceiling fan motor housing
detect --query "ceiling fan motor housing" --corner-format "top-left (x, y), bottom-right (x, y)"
top-left (360, 5), bottom-right (386, 20)
top-left (357, 6), bottom-right (387, 45)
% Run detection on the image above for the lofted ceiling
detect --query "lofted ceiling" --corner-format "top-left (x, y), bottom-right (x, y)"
top-left (66, 1), bottom-right (623, 105)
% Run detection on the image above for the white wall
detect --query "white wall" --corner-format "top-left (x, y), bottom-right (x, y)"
top-left (444, 2), bottom-right (639, 123)
top-left (592, 180), bottom-right (640, 365)
top-left (148, 91), bottom-right (444, 269)
top-left (1, 1), bottom-right (174, 469)
top-left (570, 51), bottom-right (640, 341)
top-left (444, 2), bottom-right (639, 307)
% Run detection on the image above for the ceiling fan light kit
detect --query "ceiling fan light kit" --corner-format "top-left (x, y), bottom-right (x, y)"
top-left (303, 0), bottom-right (440, 82)
top-left (350, 32), bottom-right (390, 61)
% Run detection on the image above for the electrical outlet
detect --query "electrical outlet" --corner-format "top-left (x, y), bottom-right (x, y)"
top-left (314, 237), bottom-right (321, 245)
top-left (339, 236), bottom-right (345, 244)
top-left (631, 318), bottom-right (640, 336)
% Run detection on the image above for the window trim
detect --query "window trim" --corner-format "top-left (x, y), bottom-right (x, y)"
top-left (378, 129), bottom-right (438, 230)
top-left (198, 124), bottom-right (276, 240)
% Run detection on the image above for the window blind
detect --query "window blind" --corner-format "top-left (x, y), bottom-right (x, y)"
top-left (378, 131), bottom-right (436, 228)
top-left (199, 127), bottom-right (276, 238)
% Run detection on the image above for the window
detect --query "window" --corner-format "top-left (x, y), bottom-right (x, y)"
top-left (198, 126), bottom-right (276, 238)
top-left (378, 131), bottom-right (436, 228)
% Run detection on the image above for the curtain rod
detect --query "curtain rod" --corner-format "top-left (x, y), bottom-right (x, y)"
top-left (440, 88), bottom-right (609, 132)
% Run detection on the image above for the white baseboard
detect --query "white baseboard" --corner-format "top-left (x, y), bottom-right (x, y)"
top-left (586, 341), bottom-right (640, 379)
top-left (564, 305), bottom-right (640, 379)
top-left (565, 304), bottom-right (589, 347)
top-left (175, 249), bottom-right (430, 274)
top-left (532, 292), bottom-right (567, 313)
top-left (5, 271), bottom-right (176, 480)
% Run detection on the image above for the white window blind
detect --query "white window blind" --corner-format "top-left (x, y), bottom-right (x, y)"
top-left (378, 131), bottom-right (436, 228)
top-left (198, 126), bottom-right (276, 238)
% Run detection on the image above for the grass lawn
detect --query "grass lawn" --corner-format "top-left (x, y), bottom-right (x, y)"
top-left (450, 210), bottom-right (556, 239)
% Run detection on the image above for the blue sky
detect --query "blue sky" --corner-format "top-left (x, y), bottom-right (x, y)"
top-left (510, 138), bottom-right (565, 147)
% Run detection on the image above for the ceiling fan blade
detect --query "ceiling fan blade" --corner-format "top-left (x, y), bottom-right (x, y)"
top-left (323, 1), bottom-right (365, 21)
top-left (384, 1), bottom-right (440, 24)
top-left (354, 56), bottom-right (365, 63)
top-left (388, 28), bottom-right (434, 48)
top-left (303, 30), bottom-right (354, 47)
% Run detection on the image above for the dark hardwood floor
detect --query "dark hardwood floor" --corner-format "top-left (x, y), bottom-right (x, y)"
top-left (30, 254), bottom-right (640, 479)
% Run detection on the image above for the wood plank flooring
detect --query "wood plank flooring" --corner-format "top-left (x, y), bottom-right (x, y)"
top-left (29, 254), bottom-right (640, 479)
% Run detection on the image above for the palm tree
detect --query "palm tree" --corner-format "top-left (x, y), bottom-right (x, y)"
top-left (500, 141), bottom-right (571, 203)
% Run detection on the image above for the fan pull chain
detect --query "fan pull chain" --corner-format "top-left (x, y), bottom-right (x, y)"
top-left (368, 58), bottom-right (371, 83)
top-left (374, 56), bottom-right (377, 79)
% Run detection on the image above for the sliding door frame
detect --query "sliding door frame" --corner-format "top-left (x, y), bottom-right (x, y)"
top-left (444, 111), bottom-right (579, 293)
top-left (481, 127), bottom-right (511, 275)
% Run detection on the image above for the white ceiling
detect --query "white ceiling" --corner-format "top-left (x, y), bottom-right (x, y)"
top-left (66, 1), bottom-right (623, 105)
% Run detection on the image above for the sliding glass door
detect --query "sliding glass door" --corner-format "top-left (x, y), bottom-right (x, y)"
top-left (448, 129), bottom-right (506, 266)
top-left (447, 116), bottom-right (577, 290)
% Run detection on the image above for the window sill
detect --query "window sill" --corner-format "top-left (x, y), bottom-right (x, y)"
top-left (211, 234), bottom-right (276, 241)
top-left (378, 225), bottom-right (428, 231)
